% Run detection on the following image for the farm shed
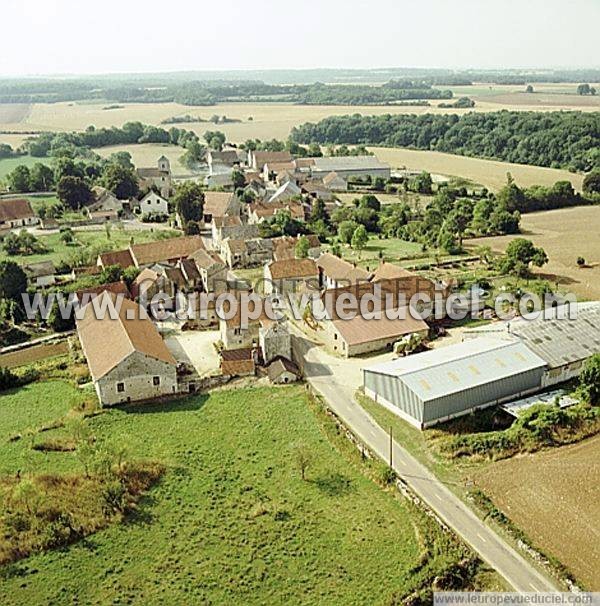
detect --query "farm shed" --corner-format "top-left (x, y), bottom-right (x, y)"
top-left (310, 156), bottom-right (391, 180)
top-left (363, 338), bottom-right (546, 429)
top-left (464, 301), bottom-right (600, 387)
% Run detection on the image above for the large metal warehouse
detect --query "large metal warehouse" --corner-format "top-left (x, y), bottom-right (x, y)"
top-left (362, 338), bottom-right (547, 429)
top-left (464, 302), bottom-right (600, 387)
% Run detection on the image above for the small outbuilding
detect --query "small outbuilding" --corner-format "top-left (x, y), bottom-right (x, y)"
top-left (268, 357), bottom-right (301, 384)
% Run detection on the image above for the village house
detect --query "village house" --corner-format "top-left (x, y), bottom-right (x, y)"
top-left (0, 198), bottom-right (38, 229)
top-left (267, 357), bottom-right (301, 384)
top-left (178, 257), bottom-right (202, 291)
top-left (268, 180), bottom-right (302, 203)
top-left (88, 209), bottom-right (119, 223)
top-left (248, 201), bottom-right (305, 224)
top-left (259, 317), bottom-right (292, 364)
top-left (220, 237), bottom-right (274, 268)
top-left (244, 179), bottom-right (267, 201)
top-left (203, 191), bottom-right (242, 223)
top-left (137, 156), bottom-right (172, 198)
top-left (220, 347), bottom-right (256, 377)
top-left (316, 252), bottom-right (372, 289)
top-left (248, 150), bottom-right (292, 171)
top-left (263, 162), bottom-right (296, 183)
top-left (264, 258), bottom-right (319, 296)
top-left (129, 235), bottom-right (206, 268)
top-left (75, 280), bottom-right (131, 305)
top-left (324, 312), bottom-right (429, 357)
top-left (188, 249), bottom-right (228, 292)
top-left (322, 171), bottom-right (348, 191)
top-left (211, 216), bottom-right (260, 248)
top-left (207, 149), bottom-right (244, 174)
top-left (219, 306), bottom-right (261, 351)
top-left (90, 186), bottom-right (127, 213)
top-left (131, 267), bottom-right (163, 301)
top-left (272, 234), bottom-right (321, 261)
top-left (97, 249), bottom-right (135, 270)
top-left (301, 180), bottom-right (334, 202)
top-left (77, 291), bottom-right (177, 406)
top-left (139, 191), bottom-right (169, 217)
top-left (23, 260), bottom-right (56, 287)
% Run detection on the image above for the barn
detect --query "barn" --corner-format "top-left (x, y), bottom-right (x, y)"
top-left (362, 338), bottom-right (546, 429)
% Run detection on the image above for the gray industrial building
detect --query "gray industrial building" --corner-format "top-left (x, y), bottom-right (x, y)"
top-left (310, 156), bottom-right (391, 180)
top-left (363, 338), bottom-right (547, 429)
top-left (464, 302), bottom-right (600, 388)
top-left (364, 302), bottom-right (600, 429)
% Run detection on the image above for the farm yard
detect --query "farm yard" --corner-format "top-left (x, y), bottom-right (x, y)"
top-left (472, 435), bottom-right (600, 590)
top-left (0, 380), bottom-right (497, 603)
top-left (466, 206), bottom-right (600, 300)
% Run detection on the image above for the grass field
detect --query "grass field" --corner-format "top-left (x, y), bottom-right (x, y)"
top-left (472, 435), bottom-right (600, 590)
top-left (0, 226), bottom-right (177, 266)
top-left (369, 147), bottom-right (585, 192)
top-left (0, 155), bottom-right (52, 179)
top-left (0, 381), bottom-right (492, 603)
top-left (466, 205), bottom-right (600, 300)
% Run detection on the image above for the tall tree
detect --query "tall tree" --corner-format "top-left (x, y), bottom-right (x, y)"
top-left (101, 163), bottom-right (139, 199)
top-left (57, 176), bottom-right (93, 210)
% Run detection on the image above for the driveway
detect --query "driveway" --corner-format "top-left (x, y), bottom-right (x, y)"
top-left (164, 328), bottom-right (221, 377)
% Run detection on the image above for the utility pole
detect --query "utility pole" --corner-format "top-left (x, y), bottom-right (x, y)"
top-left (389, 426), bottom-right (393, 468)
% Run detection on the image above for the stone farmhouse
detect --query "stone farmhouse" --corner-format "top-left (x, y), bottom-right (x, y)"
top-left (77, 292), bottom-right (177, 406)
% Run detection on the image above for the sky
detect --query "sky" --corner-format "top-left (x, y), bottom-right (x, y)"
top-left (1, 0), bottom-right (599, 76)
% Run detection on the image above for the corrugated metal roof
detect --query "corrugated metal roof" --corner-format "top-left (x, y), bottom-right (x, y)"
top-left (464, 302), bottom-right (600, 369)
top-left (363, 338), bottom-right (546, 402)
top-left (312, 156), bottom-right (390, 172)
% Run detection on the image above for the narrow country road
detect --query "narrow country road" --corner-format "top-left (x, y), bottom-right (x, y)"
top-left (292, 331), bottom-right (561, 593)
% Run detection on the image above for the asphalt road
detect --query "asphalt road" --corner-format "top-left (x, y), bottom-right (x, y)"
top-left (293, 332), bottom-right (561, 593)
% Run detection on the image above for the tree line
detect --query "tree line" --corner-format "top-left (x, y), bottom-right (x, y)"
top-left (0, 79), bottom-right (453, 106)
top-left (291, 111), bottom-right (600, 171)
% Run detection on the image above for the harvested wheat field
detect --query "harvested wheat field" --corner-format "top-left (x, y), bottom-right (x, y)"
top-left (467, 206), bottom-right (600, 300)
top-left (0, 103), bottom-right (31, 124)
top-left (370, 147), bottom-right (585, 192)
top-left (93, 143), bottom-right (191, 177)
top-left (472, 435), bottom-right (600, 590)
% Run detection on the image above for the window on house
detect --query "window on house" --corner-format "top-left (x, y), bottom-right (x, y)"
top-left (234, 328), bottom-right (241, 336)
top-left (117, 382), bottom-right (125, 393)
top-left (153, 376), bottom-right (160, 386)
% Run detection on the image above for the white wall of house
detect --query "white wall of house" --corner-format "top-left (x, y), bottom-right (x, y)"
top-left (141, 192), bottom-right (169, 216)
top-left (94, 352), bottom-right (177, 406)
